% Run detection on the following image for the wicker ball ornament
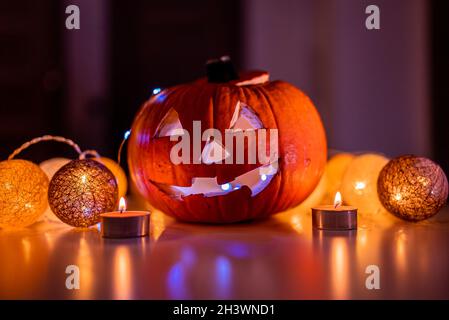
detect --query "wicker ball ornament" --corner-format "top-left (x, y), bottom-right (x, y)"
top-left (0, 159), bottom-right (49, 228)
top-left (39, 157), bottom-right (71, 223)
top-left (322, 153), bottom-right (354, 204)
top-left (341, 153), bottom-right (389, 216)
top-left (378, 155), bottom-right (448, 221)
top-left (93, 157), bottom-right (128, 198)
top-left (40, 157), bottom-right (71, 178)
top-left (48, 159), bottom-right (118, 227)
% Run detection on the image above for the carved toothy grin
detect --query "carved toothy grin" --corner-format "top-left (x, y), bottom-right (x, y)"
top-left (153, 161), bottom-right (279, 198)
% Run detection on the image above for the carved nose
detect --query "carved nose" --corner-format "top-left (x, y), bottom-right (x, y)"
top-left (201, 138), bottom-right (230, 164)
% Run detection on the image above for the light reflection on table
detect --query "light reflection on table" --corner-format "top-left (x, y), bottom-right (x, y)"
top-left (0, 204), bottom-right (448, 300)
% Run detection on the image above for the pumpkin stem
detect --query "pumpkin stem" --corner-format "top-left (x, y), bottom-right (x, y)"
top-left (206, 56), bottom-right (238, 83)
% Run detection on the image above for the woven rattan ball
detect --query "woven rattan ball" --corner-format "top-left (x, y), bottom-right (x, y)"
top-left (0, 159), bottom-right (49, 228)
top-left (377, 155), bottom-right (448, 221)
top-left (48, 159), bottom-right (118, 227)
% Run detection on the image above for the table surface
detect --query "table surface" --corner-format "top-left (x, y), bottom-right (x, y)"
top-left (1, 200), bottom-right (449, 300)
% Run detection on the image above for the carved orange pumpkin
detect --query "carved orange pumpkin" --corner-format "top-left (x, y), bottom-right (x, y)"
top-left (128, 57), bottom-right (327, 223)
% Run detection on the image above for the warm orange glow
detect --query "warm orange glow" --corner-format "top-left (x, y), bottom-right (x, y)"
top-left (395, 229), bottom-right (407, 273)
top-left (331, 238), bottom-right (349, 299)
top-left (334, 191), bottom-right (342, 208)
top-left (151, 210), bottom-right (168, 241)
top-left (290, 215), bottom-right (303, 234)
top-left (119, 197), bottom-right (127, 212)
top-left (114, 246), bottom-right (132, 299)
top-left (21, 238), bottom-right (31, 264)
top-left (77, 237), bottom-right (93, 299)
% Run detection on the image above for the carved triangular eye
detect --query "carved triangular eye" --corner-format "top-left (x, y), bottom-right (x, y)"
top-left (229, 101), bottom-right (263, 131)
top-left (156, 108), bottom-right (184, 137)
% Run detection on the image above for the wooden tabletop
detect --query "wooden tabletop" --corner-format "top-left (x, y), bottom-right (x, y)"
top-left (1, 201), bottom-right (448, 300)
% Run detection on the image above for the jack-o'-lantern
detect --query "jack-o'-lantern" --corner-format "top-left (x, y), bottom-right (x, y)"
top-left (128, 57), bottom-right (327, 223)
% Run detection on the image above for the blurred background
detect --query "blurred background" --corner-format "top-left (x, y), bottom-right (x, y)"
top-left (0, 0), bottom-right (447, 173)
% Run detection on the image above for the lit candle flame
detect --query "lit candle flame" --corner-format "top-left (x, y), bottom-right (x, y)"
top-left (334, 192), bottom-right (342, 208)
top-left (119, 197), bottom-right (127, 213)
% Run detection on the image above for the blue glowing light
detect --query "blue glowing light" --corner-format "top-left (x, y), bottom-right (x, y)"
top-left (124, 130), bottom-right (131, 140)
top-left (167, 263), bottom-right (189, 299)
top-left (152, 87), bottom-right (162, 95)
top-left (261, 174), bottom-right (267, 181)
top-left (221, 183), bottom-right (231, 191)
top-left (215, 256), bottom-right (232, 298)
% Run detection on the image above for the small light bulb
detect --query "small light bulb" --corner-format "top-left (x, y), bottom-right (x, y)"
top-left (152, 88), bottom-right (162, 95)
top-left (261, 174), bottom-right (267, 181)
top-left (221, 183), bottom-right (231, 191)
top-left (124, 130), bottom-right (131, 140)
top-left (355, 181), bottom-right (366, 190)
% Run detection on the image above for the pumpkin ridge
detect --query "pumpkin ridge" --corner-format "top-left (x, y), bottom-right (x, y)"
top-left (174, 85), bottom-right (196, 187)
top-left (178, 85), bottom-right (202, 186)
top-left (233, 87), bottom-right (256, 221)
top-left (211, 85), bottom-right (224, 222)
top-left (162, 87), bottom-right (186, 188)
top-left (280, 87), bottom-right (307, 209)
top-left (256, 85), bottom-right (284, 213)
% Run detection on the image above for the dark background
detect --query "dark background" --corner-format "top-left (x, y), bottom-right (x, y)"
top-left (0, 0), bottom-right (447, 175)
